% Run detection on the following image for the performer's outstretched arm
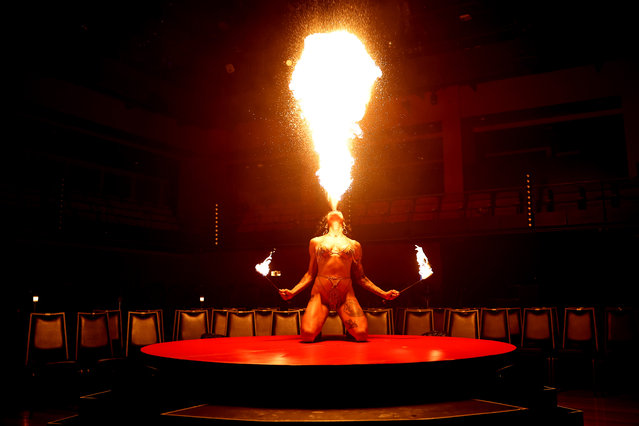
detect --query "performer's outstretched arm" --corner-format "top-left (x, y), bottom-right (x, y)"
top-left (280, 239), bottom-right (319, 300)
top-left (351, 241), bottom-right (399, 300)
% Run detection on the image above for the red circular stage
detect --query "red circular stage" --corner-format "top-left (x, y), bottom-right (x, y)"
top-left (142, 335), bottom-right (515, 367)
top-left (142, 335), bottom-right (515, 408)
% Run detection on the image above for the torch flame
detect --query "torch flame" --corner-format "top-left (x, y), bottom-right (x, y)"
top-left (255, 249), bottom-right (275, 277)
top-left (290, 31), bottom-right (381, 210)
top-left (415, 245), bottom-right (434, 280)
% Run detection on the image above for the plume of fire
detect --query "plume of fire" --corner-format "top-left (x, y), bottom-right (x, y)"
top-left (289, 30), bottom-right (381, 210)
top-left (415, 245), bottom-right (434, 280)
top-left (399, 245), bottom-right (434, 294)
top-left (255, 249), bottom-right (280, 291)
top-left (255, 249), bottom-right (275, 277)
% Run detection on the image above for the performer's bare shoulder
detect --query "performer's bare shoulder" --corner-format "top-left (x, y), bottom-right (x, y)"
top-left (310, 236), bottom-right (323, 248)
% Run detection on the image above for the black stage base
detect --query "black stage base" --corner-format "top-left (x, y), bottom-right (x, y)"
top-left (58, 337), bottom-right (584, 425)
top-left (65, 385), bottom-right (583, 426)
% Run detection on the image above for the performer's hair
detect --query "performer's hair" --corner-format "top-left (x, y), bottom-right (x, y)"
top-left (316, 213), bottom-right (351, 237)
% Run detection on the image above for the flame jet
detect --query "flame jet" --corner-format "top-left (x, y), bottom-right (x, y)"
top-left (290, 31), bottom-right (381, 210)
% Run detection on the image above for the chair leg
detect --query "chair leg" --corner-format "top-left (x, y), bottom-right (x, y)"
top-left (547, 356), bottom-right (557, 387)
top-left (592, 357), bottom-right (604, 396)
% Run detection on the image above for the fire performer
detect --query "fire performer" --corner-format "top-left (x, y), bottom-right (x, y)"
top-left (279, 210), bottom-right (399, 342)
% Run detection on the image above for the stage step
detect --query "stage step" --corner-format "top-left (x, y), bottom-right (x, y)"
top-left (161, 399), bottom-right (529, 425)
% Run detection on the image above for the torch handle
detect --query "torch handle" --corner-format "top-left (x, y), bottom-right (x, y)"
top-left (399, 279), bottom-right (424, 294)
top-left (263, 275), bottom-right (281, 291)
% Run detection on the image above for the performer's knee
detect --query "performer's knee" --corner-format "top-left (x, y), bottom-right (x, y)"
top-left (301, 325), bottom-right (321, 343)
top-left (348, 328), bottom-right (368, 342)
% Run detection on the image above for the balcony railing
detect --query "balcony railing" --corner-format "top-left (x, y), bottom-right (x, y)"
top-left (234, 178), bottom-right (639, 239)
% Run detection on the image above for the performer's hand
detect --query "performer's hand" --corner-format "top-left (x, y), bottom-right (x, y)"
top-left (279, 289), bottom-right (295, 301)
top-left (383, 290), bottom-right (400, 300)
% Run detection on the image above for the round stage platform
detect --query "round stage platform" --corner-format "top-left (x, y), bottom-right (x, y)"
top-left (142, 335), bottom-right (516, 408)
top-left (142, 335), bottom-right (515, 366)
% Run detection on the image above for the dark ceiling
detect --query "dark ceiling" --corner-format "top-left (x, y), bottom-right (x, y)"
top-left (15, 0), bottom-right (636, 129)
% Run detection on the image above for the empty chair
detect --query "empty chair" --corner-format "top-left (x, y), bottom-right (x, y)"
top-left (126, 311), bottom-right (162, 357)
top-left (76, 312), bottom-right (124, 391)
top-left (76, 312), bottom-right (113, 365)
top-left (604, 306), bottom-right (637, 354)
top-left (272, 310), bottom-right (301, 335)
top-left (321, 311), bottom-right (345, 336)
top-left (211, 309), bottom-right (229, 337)
top-left (521, 307), bottom-right (558, 386)
top-left (522, 307), bottom-right (557, 350)
top-left (602, 307), bottom-right (638, 392)
top-left (254, 309), bottom-right (275, 336)
top-left (403, 309), bottom-right (434, 335)
top-left (25, 313), bottom-right (78, 408)
top-left (558, 307), bottom-right (600, 390)
top-left (480, 308), bottom-right (510, 343)
top-left (226, 311), bottom-right (256, 337)
top-left (507, 308), bottom-right (522, 346)
top-left (26, 312), bottom-right (73, 367)
top-left (136, 309), bottom-right (164, 342)
top-left (447, 309), bottom-right (479, 339)
top-left (173, 310), bottom-right (209, 341)
top-left (563, 307), bottom-right (598, 352)
top-left (364, 308), bottom-right (393, 335)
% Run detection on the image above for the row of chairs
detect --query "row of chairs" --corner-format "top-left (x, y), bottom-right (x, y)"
top-left (25, 306), bottom-right (636, 370)
top-left (401, 306), bottom-right (637, 354)
top-left (26, 310), bottom-right (161, 368)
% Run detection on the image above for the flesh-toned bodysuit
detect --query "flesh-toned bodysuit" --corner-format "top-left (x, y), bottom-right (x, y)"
top-left (300, 235), bottom-right (368, 341)
top-left (315, 243), bottom-right (357, 310)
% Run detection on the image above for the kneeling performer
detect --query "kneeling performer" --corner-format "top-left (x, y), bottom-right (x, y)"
top-left (279, 211), bottom-right (399, 342)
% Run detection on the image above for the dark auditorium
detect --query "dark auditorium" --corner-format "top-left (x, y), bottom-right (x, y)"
top-left (4, 1), bottom-right (639, 425)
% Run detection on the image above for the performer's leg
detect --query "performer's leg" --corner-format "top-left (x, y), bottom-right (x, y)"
top-left (301, 293), bottom-right (329, 342)
top-left (338, 297), bottom-right (368, 342)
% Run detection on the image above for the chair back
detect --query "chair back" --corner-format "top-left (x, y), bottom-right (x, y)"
top-left (272, 310), bottom-right (301, 335)
top-left (254, 310), bottom-right (275, 336)
top-left (173, 310), bottom-right (209, 341)
top-left (226, 311), bottom-right (256, 337)
top-left (95, 310), bottom-right (123, 356)
top-left (604, 307), bottom-right (637, 353)
top-left (26, 312), bottom-right (69, 366)
top-left (211, 310), bottom-right (229, 337)
top-left (321, 311), bottom-right (344, 336)
top-left (136, 309), bottom-right (164, 341)
top-left (480, 308), bottom-right (510, 342)
top-left (507, 308), bottom-right (522, 346)
top-left (563, 307), bottom-right (598, 352)
top-left (522, 307), bottom-right (556, 350)
top-left (432, 308), bottom-right (447, 333)
top-left (76, 312), bottom-right (112, 363)
top-left (126, 311), bottom-right (161, 357)
top-left (364, 308), bottom-right (393, 335)
top-left (403, 309), bottom-right (434, 335)
top-left (447, 309), bottom-right (480, 339)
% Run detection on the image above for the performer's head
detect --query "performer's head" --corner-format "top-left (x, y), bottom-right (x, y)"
top-left (326, 210), bottom-right (344, 226)
top-left (319, 210), bottom-right (348, 236)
